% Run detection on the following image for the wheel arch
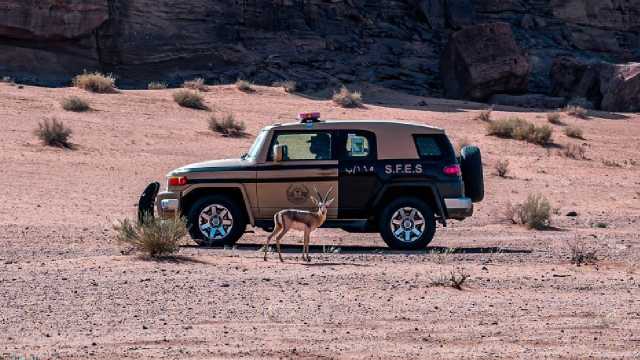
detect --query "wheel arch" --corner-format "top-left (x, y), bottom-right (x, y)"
top-left (181, 184), bottom-right (254, 225)
top-left (371, 183), bottom-right (447, 226)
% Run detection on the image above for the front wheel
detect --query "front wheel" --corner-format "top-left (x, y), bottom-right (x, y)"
top-left (378, 197), bottom-right (436, 250)
top-left (187, 195), bottom-right (246, 246)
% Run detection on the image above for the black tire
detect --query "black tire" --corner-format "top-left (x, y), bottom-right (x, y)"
top-left (378, 197), bottom-right (436, 250)
top-left (460, 145), bottom-right (484, 203)
top-left (137, 182), bottom-right (160, 225)
top-left (186, 195), bottom-right (246, 246)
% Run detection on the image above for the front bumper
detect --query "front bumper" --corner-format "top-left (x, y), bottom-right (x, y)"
top-left (156, 191), bottom-right (180, 219)
top-left (444, 197), bottom-right (473, 220)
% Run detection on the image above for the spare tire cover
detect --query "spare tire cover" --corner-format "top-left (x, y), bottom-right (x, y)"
top-left (460, 146), bottom-right (484, 202)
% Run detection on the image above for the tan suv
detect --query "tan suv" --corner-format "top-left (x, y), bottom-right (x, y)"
top-left (141, 113), bottom-right (484, 250)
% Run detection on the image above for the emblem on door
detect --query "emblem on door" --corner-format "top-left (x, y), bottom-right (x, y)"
top-left (286, 184), bottom-right (310, 205)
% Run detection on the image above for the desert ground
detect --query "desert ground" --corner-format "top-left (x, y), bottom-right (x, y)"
top-left (1, 82), bottom-right (639, 359)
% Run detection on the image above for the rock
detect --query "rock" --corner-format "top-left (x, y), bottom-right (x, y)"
top-left (441, 22), bottom-right (530, 101)
top-left (566, 211), bottom-right (578, 217)
top-left (600, 63), bottom-right (640, 112)
top-left (551, 56), bottom-right (640, 112)
top-left (489, 94), bottom-right (566, 109)
top-left (0, 0), bottom-right (108, 40)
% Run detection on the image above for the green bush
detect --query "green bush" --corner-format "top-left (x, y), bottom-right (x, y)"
top-left (173, 89), bottom-right (207, 110)
top-left (72, 71), bottom-right (116, 93)
top-left (61, 96), bottom-right (90, 112)
top-left (114, 216), bottom-right (187, 258)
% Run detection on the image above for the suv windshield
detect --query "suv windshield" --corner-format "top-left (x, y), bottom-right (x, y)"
top-left (244, 129), bottom-right (268, 160)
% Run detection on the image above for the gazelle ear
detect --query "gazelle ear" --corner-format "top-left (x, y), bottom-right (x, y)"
top-left (309, 195), bottom-right (318, 205)
top-left (325, 198), bottom-right (335, 207)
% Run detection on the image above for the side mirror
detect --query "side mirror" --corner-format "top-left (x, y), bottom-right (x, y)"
top-left (273, 144), bottom-right (286, 162)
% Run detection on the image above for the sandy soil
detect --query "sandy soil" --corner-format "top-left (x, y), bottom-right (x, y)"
top-left (1, 82), bottom-right (639, 359)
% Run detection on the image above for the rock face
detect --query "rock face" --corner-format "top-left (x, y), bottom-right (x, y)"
top-left (0, 0), bottom-right (640, 111)
top-left (440, 22), bottom-right (530, 101)
top-left (551, 57), bottom-right (640, 112)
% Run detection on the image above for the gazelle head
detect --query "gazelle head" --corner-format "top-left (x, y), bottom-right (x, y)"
top-left (310, 187), bottom-right (334, 215)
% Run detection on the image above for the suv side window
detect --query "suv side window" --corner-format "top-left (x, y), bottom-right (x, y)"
top-left (413, 134), bottom-right (455, 161)
top-left (269, 132), bottom-right (333, 161)
top-left (345, 133), bottom-right (370, 158)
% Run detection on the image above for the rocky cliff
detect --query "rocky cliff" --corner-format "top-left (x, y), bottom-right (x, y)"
top-left (1, 0), bottom-right (639, 109)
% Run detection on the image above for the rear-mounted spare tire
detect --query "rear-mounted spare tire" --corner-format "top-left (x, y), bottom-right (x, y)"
top-left (460, 146), bottom-right (484, 203)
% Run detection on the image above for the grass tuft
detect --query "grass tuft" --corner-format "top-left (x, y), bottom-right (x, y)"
top-left (273, 80), bottom-right (297, 93)
top-left (564, 125), bottom-right (584, 140)
top-left (208, 113), bottom-right (246, 137)
top-left (72, 71), bottom-right (116, 93)
top-left (235, 79), bottom-right (254, 92)
top-left (475, 108), bottom-right (493, 122)
top-left (183, 78), bottom-right (208, 92)
top-left (114, 216), bottom-right (187, 258)
top-left (332, 86), bottom-right (363, 108)
top-left (506, 193), bottom-right (551, 230)
top-left (547, 112), bottom-right (563, 125)
top-left (61, 96), bottom-right (90, 112)
top-left (487, 117), bottom-right (553, 146)
top-left (173, 89), bottom-right (207, 110)
top-left (34, 118), bottom-right (73, 148)
top-left (564, 105), bottom-right (588, 119)
top-left (562, 143), bottom-right (587, 160)
top-left (148, 81), bottom-right (168, 90)
top-left (495, 159), bottom-right (509, 178)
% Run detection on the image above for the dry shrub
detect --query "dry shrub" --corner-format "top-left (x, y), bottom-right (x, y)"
top-left (506, 193), bottom-right (551, 230)
top-left (602, 159), bottom-right (622, 168)
top-left (475, 108), bottom-right (492, 122)
top-left (183, 78), bottom-right (207, 91)
top-left (569, 239), bottom-right (598, 266)
top-left (173, 89), bottom-right (207, 110)
top-left (72, 71), bottom-right (116, 93)
top-left (1, 76), bottom-right (13, 83)
top-left (34, 118), bottom-right (73, 148)
top-left (61, 96), bottom-right (90, 112)
top-left (564, 125), bottom-right (584, 139)
top-left (562, 143), bottom-right (587, 160)
top-left (487, 117), bottom-right (553, 146)
top-left (430, 267), bottom-right (469, 290)
top-left (564, 105), bottom-right (588, 119)
top-left (208, 113), bottom-right (246, 137)
top-left (429, 247), bottom-right (456, 264)
top-left (235, 79), bottom-right (254, 92)
top-left (114, 216), bottom-right (187, 258)
top-left (148, 81), bottom-right (167, 90)
top-left (547, 112), bottom-right (563, 125)
top-left (274, 80), bottom-right (297, 93)
top-left (495, 159), bottom-right (509, 177)
top-left (332, 86), bottom-right (363, 108)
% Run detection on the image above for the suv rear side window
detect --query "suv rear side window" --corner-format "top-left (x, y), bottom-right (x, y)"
top-left (414, 134), bottom-right (455, 161)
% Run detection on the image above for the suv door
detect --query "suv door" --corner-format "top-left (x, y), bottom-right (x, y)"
top-left (337, 130), bottom-right (380, 219)
top-left (256, 130), bottom-right (339, 219)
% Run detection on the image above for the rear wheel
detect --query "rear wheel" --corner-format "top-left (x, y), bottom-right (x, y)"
top-left (378, 197), bottom-right (436, 250)
top-left (187, 195), bottom-right (246, 246)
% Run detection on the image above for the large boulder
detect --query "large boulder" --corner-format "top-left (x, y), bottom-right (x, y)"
top-left (440, 22), bottom-right (530, 101)
top-left (0, 0), bottom-right (108, 40)
top-left (600, 63), bottom-right (640, 112)
top-left (489, 93), bottom-right (566, 109)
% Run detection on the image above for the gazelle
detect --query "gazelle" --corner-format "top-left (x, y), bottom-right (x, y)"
top-left (264, 187), bottom-right (335, 262)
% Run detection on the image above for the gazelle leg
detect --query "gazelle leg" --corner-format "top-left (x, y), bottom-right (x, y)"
top-left (303, 228), bottom-right (311, 262)
top-left (265, 215), bottom-right (283, 261)
top-left (274, 228), bottom-right (287, 262)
